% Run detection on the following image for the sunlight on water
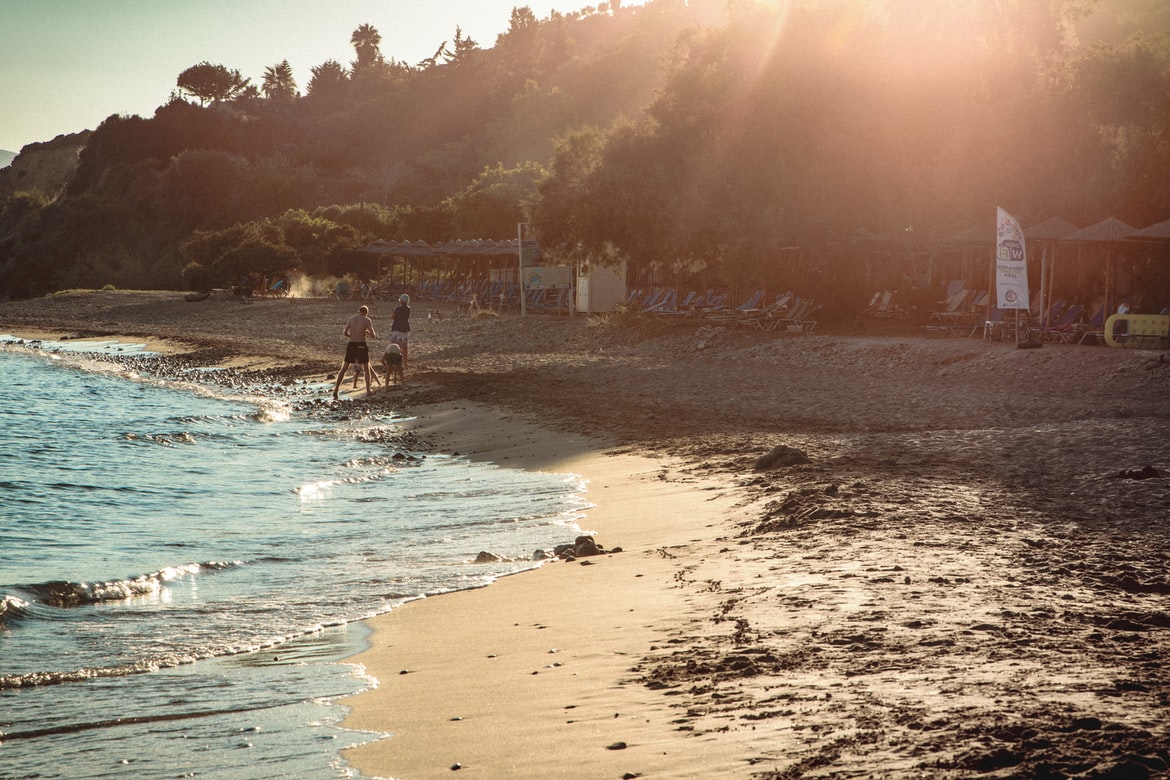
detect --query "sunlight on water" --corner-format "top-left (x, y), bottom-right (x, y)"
top-left (254, 399), bottom-right (293, 423)
top-left (0, 344), bottom-right (588, 779)
top-left (296, 479), bottom-right (338, 501)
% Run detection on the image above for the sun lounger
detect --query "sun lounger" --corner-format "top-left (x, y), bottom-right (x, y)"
top-left (972, 307), bottom-right (1026, 340)
top-left (1075, 306), bottom-right (1106, 344)
top-left (766, 299), bottom-right (819, 333)
top-left (642, 288), bottom-right (677, 313)
top-left (739, 293), bottom-right (794, 329)
top-left (929, 288), bottom-right (968, 322)
top-left (704, 290), bottom-right (762, 321)
top-left (1041, 303), bottom-right (1084, 343)
top-left (695, 290), bottom-right (729, 316)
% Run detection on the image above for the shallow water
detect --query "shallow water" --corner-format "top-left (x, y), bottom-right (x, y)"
top-left (0, 338), bottom-right (588, 778)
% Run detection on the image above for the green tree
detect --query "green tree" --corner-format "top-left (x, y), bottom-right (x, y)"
top-left (180, 220), bottom-right (297, 283)
top-left (176, 61), bottom-right (252, 105)
top-left (161, 149), bottom-right (248, 231)
top-left (0, 190), bottom-right (51, 231)
top-left (281, 208), bottom-right (362, 275)
top-left (307, 59), bottom-right (349, 100)
top-left (417, 41), bottom-right (452, 70)
top-left (1069, 35), bottom-right (1170, 222)
top-left (494, 7), bottom-right (541, 78)
top-left (445, 26), bottom-right (481, 66)
top-left (442, 162), bottom-right (545, 238)
top-left (262, 60), bottom-right (298, 102)
top-left (531, 126), bottom-right (607, 261)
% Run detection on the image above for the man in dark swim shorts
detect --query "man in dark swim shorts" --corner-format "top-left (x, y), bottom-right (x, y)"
top-left (333, 305), bottom-right (376, 400)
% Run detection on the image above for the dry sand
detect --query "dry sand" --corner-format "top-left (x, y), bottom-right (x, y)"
top-left (3, 290), bottom-right (1170, 778)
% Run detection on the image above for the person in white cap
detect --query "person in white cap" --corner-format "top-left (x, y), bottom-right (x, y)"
top-left (389, 293), bottom-right (411, 366)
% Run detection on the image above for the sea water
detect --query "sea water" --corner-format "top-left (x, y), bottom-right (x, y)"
top-left (0, 339), bottom-right (588, 779)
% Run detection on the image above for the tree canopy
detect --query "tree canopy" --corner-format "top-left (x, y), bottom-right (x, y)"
top-left (2, 0), bottom-right (1169, 305)
top-left (176, 61), bottom-right (253, 105)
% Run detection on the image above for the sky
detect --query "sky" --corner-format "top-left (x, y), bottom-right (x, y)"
top-left (0, 0), bottom-right (598, 154)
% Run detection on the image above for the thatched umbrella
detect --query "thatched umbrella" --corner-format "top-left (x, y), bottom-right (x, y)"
top-left (1127, 217), bottom-right (1170, 241)
top-left (938, 223), bottom-right (996, 299)
top-left (1060, 217), bottom-right (1138, 314)
top-left (1023, 217), bottom-right (1080, 324)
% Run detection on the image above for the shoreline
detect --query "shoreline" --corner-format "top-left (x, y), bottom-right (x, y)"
top-left (339, 401), bottom-right (757, 778)
top-left (5, 290), bottom-right (1170, 778)
top-left (4, 329), bottom-right (748, 776)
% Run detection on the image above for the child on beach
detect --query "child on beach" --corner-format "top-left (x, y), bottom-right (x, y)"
top-left (381, 342), bottom-right (404, 387)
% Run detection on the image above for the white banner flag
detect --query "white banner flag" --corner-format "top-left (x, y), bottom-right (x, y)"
top-left (995, 207), bottom-right (1030, 310)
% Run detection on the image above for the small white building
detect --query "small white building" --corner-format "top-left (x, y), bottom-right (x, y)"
top-left (575, 259), bottom-right (627, 313)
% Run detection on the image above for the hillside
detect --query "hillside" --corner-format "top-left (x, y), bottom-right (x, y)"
top-left (1, 0), bottom-right (1169, 309)
top-left (0, 132), bottom-right (88, 199)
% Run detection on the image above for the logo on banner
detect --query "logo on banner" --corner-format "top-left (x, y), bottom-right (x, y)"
top-left (1004, 240), bottom-right (1024, 263)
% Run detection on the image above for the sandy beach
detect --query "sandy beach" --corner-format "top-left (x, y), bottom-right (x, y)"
top-left (4, 289), bottom-right (1170, 778)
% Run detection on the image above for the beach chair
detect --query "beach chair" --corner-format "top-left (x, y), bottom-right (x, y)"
top-left (929, 288), bottom-right (968, 322)
top-left (740, 292), bottom-right (793, 329)
top-left (656, 290), bottom-right (695, 316)
top-left (696, 291), bottom-right (728, 316)
top-left (551, 288), bottom-right (570, 314)
top-left (923, 289), bottom-right (971, 335)
top-left (1040, 299), bottom-right (1065, 328)
top-left (768, 298), bottom-right (816, 333)
top-left (863, 290), bottom-right (906, 319)
top-left (526, 288), bottom-right (548, 312)
top-left (1041, 303), bottom-right (1083, 343)
top-left (736, 289), bottom-right (765, 313)
top-left (939, 279), bottom-right (965, 303)
top-left (707, 289), bottom-right (764, 322)
top-left (973, 307), bottom-right (1008, 339)
top-left (638, 288), bottom-right (664, 312)
top-left (642, 288), bottom-right (676, 314)
top-left (863, 291), bottom-right (890, 317)
top-left (795, 302), bottom-right (822, 333)
top-left (1076, 306), bottom-right (1106, 345)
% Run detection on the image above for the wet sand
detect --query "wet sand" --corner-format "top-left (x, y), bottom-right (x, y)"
top-left (3, 290), bottom-right (1169, 778)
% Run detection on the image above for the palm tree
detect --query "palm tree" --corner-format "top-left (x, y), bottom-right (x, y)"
top-left (262, 60), bottom-right (297, 102)
top-left (350, 23), bottom-right (382, 71)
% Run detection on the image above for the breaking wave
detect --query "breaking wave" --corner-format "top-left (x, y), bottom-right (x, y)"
top-left (18, 561), bottom-right (242, 608)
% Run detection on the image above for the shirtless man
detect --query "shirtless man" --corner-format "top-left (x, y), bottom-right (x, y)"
top-left (332, 305), bottom-right (376, 400)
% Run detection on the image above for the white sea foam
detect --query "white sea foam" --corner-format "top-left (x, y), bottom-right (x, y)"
top-left (0, 347), bottom-right (587, 778)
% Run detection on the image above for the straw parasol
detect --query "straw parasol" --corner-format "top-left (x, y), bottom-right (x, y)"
top-left (1126, 217), bottom-right (1170, 241)
top-left (1060, 217), bottom-right (1138, 314)
top-left (937, 223), bottom-right (996, 294)
top-left (1023, 217), bottom-right (1080, 325)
